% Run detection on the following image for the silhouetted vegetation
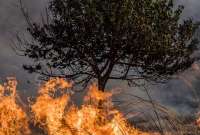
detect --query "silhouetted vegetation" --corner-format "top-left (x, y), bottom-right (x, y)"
top-left (16, 0), bottom-right (199, 91)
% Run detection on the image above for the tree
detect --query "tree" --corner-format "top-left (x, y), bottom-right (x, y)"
top-left (16, 0), bottom-right (199, 91)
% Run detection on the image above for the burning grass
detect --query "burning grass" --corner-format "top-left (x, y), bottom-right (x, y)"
top-left (1, 77), bottom-right (200, 135)
top-left (0, 78), bottom-right (154, 135)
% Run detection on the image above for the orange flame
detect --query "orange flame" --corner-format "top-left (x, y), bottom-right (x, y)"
top-left (0, 77), bottom-right (30, 135)
top-left (31, 78), bottom-right (151, 135)
top-left (0, 77), bottom-right (154, 135)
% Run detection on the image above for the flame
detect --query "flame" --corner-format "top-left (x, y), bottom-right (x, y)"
top-left (0, 77), bottom-right (153, 135)
top-left (31, 79), bottom-right (151, 135)
top-left (0, 77), bottom-right (30, 135)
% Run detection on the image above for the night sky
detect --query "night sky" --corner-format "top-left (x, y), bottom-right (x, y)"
top-left (0, 0), bottom-right (200, 113)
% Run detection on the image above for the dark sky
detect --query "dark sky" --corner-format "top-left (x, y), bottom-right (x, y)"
top-left (0, 0), bottom-right (200, 113)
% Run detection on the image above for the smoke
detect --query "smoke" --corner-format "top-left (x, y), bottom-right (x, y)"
top-left (0, 0), bottom-right (48, 99)
top-left (176, 0), bottom-right (200, 21)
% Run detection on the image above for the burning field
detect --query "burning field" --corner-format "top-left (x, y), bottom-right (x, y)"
top-left (0, 77), bottom-right (157, 135)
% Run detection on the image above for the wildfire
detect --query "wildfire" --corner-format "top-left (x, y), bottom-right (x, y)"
top-left (0, 77), bottom-right (153, 135)
top-left (0, 77), bottom-right (30, 135)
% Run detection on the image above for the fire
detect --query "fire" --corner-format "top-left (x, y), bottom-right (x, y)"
top-left (0, 77), bottom-right (30, 135)
top-left (0, 77), bottom-right (153, 135)
top-left (31, 79), bottom-right (151, 135)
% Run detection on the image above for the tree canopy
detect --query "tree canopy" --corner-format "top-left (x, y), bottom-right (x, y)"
top-left (16, 0), bottom-right (199, 91)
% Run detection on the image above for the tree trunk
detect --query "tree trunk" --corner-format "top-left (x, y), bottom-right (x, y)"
top-left (98, 78), bottom-right (107, 92)
top-left (97, 78), bottom-right (108, 109)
